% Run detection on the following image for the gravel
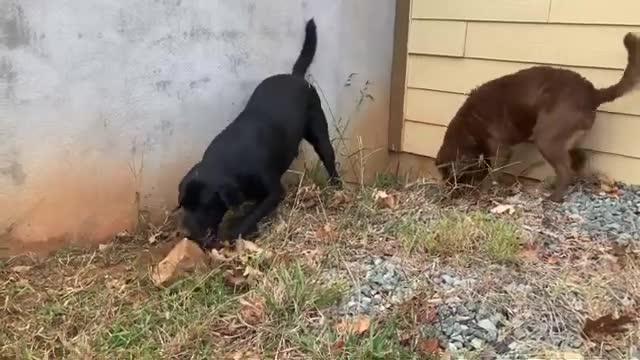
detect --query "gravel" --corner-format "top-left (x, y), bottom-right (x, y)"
top-left (339, 256), bottom-right (417, 315)
top-left (432, 299), bottom-right (509, 353)
top-left (562, 182), bottom-right (640, 243)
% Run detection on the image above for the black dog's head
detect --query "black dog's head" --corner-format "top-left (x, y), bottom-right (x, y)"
top-left (177, 165), bottom-right (228, 249)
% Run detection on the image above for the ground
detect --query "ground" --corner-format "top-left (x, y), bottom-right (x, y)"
top-left (1, 174), bottom-right (639, 359)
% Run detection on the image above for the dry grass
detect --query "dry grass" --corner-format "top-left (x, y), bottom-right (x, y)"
top-left (1, 175), bottom-right (639, 359)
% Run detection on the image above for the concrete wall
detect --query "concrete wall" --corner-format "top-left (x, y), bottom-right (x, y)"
top-left (0, 0), bottom-right (396, 251)
top-left (398, 0), bottom-right (640, 183)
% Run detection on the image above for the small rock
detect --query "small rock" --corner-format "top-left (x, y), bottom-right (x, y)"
top-left (150, 238), bottom-right (208, 286)
top-left (477, 319), bottom-right (498, 336)
top-left (470, 338), bottom-right (484, 350)
top-left (491, 313), bottom-right (506, 325)
top-left (451, 335), bottom-right (464, 343)
top-left (513, 328), bottom-right (527, 340)
top-left (442, 274), bottom-right (456, 285)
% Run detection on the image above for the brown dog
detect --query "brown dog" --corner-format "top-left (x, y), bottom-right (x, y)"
top-left (436, 32), bottom-right (640, 202)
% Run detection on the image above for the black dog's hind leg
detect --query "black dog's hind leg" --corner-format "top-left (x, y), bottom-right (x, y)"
top-left (305, 89), bottom-right (341, 186)
top-left (228, 174), bottom-right (284, 240)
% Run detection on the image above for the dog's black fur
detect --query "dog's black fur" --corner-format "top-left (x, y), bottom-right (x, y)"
top-left (177, 19), bottom-right (340, 249)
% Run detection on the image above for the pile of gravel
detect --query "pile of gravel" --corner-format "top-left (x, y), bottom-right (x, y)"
top-left (562, 182), bottom-right (640, 243)
top-left (434, 300), bottom-right (508, 353)
top-left (339, 256), bottom-right (417, 315)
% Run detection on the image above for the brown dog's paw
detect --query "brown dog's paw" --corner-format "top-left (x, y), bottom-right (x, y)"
top-left (548, 192), bottom-right (565, 203)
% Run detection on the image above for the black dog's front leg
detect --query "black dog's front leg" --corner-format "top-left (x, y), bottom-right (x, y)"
top-left (229, 180), bottom-right (284, 240)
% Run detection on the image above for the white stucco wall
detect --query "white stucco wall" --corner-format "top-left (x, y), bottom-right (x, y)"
top-left (0, 0), bottom-right (396, 250)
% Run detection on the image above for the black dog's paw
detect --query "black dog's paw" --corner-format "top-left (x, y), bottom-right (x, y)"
top-left (328, 176), bottom-right (343, 188)
top-left (229, 223), bottom-right (259, 241)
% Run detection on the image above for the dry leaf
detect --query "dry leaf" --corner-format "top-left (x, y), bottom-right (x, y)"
top-left (224, 269), bottom-right (250, 290)
top-left (230, 350), bottom-right (261, 360)
top-left (546, 255), bottom-right (561, 265)
top-left (98, 243), bottom-right (112, 252)
top-left (518, 243), bottom-right (540, 262)
top-left (315, 223), bottom-right (337, 242)
top-left (239, 297), bottom-right (265, 325)
top-left (243, 266), bottom-right (264, 285)
top-left (302, 249), bottom-right (323, 268)
top-left (331, 339), bottom-right (346, 353)
top-left (148, 233), bottom-right (160, 245)
top-left (583, 313), bottom-right (635, 340)
top-left (546, 351), bottom-right (584, 360)
top-left (209, 249), bottom-right (230, 264)
top-left (150, 238), bottom-right (207, 286)
top-left (374, 190), bottom-right (398, 209)
top-left (298, 186), bottom-right (320, 209)
top-left (417, 338), bottom-right (440, 355)
top-left (418, 305), bottom-right (438, 323)
top-left (490, 203), bottom-right (516, 215)
top-left (10, 265), bottom-right (33, 273)
top-left (237, 239), bottom-right (262, 254)
top-left (329, 191), bottom-right (352, 208)
top-left (335, 315), bottom-right (371, 335)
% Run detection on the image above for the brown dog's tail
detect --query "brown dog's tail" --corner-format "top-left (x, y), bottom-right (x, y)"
top-left (596, 32), bottom-right (640, 106)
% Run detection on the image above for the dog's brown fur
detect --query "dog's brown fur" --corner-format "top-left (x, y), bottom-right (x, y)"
top-left (436, 32), bottom-right (640, 202)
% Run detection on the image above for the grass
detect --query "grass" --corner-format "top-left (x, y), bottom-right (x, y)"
top-left (1, 178), bottom-right (639, 359)
top-left (396, 211), bottom-right (520, 263)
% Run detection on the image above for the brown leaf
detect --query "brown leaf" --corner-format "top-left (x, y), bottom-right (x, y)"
top-left (518, 243), bottom-right (540, 263)
top-left (237, 239), bottom-right (262, 254)
top-left (239, 297), bottom-right (265, 325)
top-left (331, 339), bottom-right (346, 353)
top-left (224, 269), bottom-right (250, 290)
top-left (298, 185), bottom-right (320, 209)
top-left (418, 305), bottom-right (438, 323)
top-left (329, 191), bottom-right (352, 208)
top-left (335, 315), bottom-right (371, 335)
top-left (209, 249), bottom-right (230, 264)
top-left (546, 255), bottom-right (561, 265)
top-left (374, 190), bottom-right (398, 209)
top-left (230, 350), bottom-right (261, 360)
top-left (582, 313), bottom-right (635, 340)
top-left (315, 223), bottom-right (338, 242)
top-left (243, 265), bottom-right (264, 285)
top-left (417, 338), bottom-right (440, 355)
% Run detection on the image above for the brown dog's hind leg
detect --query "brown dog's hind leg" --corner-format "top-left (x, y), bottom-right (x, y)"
top-left (534, 109), bottom-right (593, 202)
top-left (569, 148), bottom-right (587, 173)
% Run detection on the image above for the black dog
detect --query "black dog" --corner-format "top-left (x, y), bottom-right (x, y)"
top-left (177, 19), bottom-right (340, 249)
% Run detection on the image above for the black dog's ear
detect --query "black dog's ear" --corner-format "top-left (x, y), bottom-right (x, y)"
top-left (179, 179), bottom-right (217, 210)
top-left (218, 183), bottom-right (244, 208)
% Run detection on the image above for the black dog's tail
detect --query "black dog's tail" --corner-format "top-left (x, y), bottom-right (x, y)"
top-left (292, 19), bottom-right (317, 77)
